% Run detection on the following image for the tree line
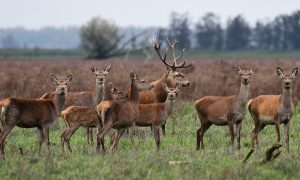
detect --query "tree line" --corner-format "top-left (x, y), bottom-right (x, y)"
top-left (80, 10), bottom-right (300, 59)
top-left (165, 10), bottom-right (300, 51)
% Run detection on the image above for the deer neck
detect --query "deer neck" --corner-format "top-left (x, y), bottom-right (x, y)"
top-left (94, 83), bottom-right (104, 104)
top-left (165, 98), bottom-right (175, 116)
top-left (279, 87), bottom-right (293, 113)
top-left (154, 74), bottom-right (175, 103)
top-left (53, 93), bottom-right (66, 116)
top-left (234, 82), bottom-right (250, 113)
top-left (103, 83), bottom-right (114, 101)
top-left (129, 79), bottom-right (139, 103)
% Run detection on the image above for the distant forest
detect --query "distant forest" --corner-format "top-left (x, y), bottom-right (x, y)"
top-left (0, 10), bottom-right (300, 51)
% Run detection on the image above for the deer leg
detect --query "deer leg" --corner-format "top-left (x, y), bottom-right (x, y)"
top-left (197, 122), bottom-right (212, 150)
top-left (110, 131), bottom-right (117, 146)
top-left (228, 121), bottom-right (234, 149)
top-left (90, 128), bottom-right (94, 144)
top-left (96, 121), bottom-right (113, 154)
top-left (64, 127), bottom-right (79, 153)
top-left (42, 126), bottom-right (50, 152)
top-left (109, 128), bottom-right (126, 152)
top-left (130, 124), bottom-right (136, 145)
top-left (284, 122), bottom-right (290, 152)
top-left (257, 123), bottom-right (266, 148)
top-left (86, 128), bottom-right (91, 144)
top-left (61, 129), bottom-right (67, 153)
top-left (236, 122), bottom-right (242, 150)
top-left (37, 127), bottom-right (44, 154)
top-left (0, 124), bottom-right (15, 157)
top-left (161, 124), bottom-right (166, 136)
top-left (274, 121), bottom-right (281, 143)
top-left (152, 126), bottom-right (161, 151)
top-left (196, 127), bottom-right (202, 150)
top-left (251, 121), bottom-right (260, 149)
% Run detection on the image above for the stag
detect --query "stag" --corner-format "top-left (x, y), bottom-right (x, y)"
top-left (41, 65), bottom-right (111, 144)
top-left (248, 67), bottom-right (298, 152)
top-left (0, 74), bottom-right (72, 156)
top-left (134, 38), bottom-right (192, 135)
top-left (195, 66), bottom-right (255, 150)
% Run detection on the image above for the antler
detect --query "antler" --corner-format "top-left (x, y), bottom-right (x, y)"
top-left (150, 37), bottom-right (174, 67)
top-left (150, 37), bottom-right (192, 69)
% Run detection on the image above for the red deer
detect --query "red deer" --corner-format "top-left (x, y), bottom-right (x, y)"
top-left (96, 71), bottom-right (153, 153)
top-left (248, 67), bottom-right (298, 152)
top-left (40, 65), bottom-right (111, 144)
top-left (195, 66), bottom-right (255, 150)
top-left (134, 84), bottom-right (181, 151)
top-left (133, 38), bottom-right (192, 135)
top-left (0, 74), bottom-right (72, 157)
top-left (60, 82), bottom-right (123, 152)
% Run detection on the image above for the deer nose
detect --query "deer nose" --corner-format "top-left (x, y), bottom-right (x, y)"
top-left (61, 87), bottom-right (65, 91)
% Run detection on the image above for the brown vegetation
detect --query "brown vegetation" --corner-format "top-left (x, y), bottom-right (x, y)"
top-left (0, 58), bottom-right (300, 102)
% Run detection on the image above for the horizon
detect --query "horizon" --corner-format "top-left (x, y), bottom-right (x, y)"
top-left (1, 0), bottom-right (299, 30)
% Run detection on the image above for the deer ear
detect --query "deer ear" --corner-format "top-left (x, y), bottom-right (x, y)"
top-left (250, 66), bottom-right (255, 74)
top-left (104, 65), bottom-right (112, 73)
top-left (91, 66), bottom-right (97, 73)
top-left (277, 67), bottom-right (284, 77)
top-left (108, 82), bottom-right (115, 91)
top-left (130, 71), bottom-right (137, 79)
top-left (50, 74), bottom-right (58, 84)
top-left (66, 74), bottom-right (73, 83)
top-left (234, 65), bottom-right (241, 73)
top-left (162, 83), bottom-right (168, 91)
top-left (176, 84), bottom-right (182, 91)
top-left (292, 67), bottom-right (298, 77)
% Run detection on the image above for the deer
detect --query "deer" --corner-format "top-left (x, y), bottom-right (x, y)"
top-left (129, 38), bottom-right (192, 136)
top-left (195, 66), bottom-right (255, 150)
top-left (248, 67), bottom-right (298, 152)
top-left (40, 65), bottom-right (111, 144)
top-left (0, 74), bottom-right (72, 157)
top-left (133, 84), bottom-right (181, 151)
top-left (60, 82), bottom-right (123, 152)
top-left (96, 71), bottom-right (153, 153)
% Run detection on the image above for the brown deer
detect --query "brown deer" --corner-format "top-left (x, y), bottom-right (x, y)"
top-left (135, 84), bottom-right (181, 151)
top-left (195, 66), bottom-right (255, 150)
top-left (40, 65), bottom-right (111, 144)
top-left (0, 74), bottom-right (72, 156)
top-left (248, 67), bottom-right (298, 152)
top-left (96, 71), bottom-right (153, 153)
top-left (60, 82), bottom-right (123, 152)
top-left (135, 38), bottom-right (192, 135)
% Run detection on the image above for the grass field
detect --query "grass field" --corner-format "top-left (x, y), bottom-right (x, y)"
top-left (0, 101), bottom-right (300, 179)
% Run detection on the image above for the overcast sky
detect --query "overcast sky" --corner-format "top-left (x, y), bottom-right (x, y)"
top-left (0, 0), bottom-right (299, 29)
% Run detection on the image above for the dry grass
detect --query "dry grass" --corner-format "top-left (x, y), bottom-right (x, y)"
top-left (0, 58), bottom-right (300, 101)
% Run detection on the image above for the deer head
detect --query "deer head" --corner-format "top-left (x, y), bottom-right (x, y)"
top-left (130, 71), bottom-right (153, 91)
top-left (150, 37), bottom-right (191, 87)
top-left (277, 67), bottom-right (298, 89)
top-left (108, 82), bottom-right (127, 100)
top-left (50, 74), bottom-right (72, 95)
top-left (235, 65), bottom-right (255, 85)
top-left (91, 65), bottom-right (112, 86)
top-left (162, 83), bottom-right (182, 101)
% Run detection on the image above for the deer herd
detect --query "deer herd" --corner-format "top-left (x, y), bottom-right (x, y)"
top-left (0, 38), bottom-right (298, 158)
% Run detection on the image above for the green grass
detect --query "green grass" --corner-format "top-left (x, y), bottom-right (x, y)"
top-left (0, 102), bottom-right (300, 179)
